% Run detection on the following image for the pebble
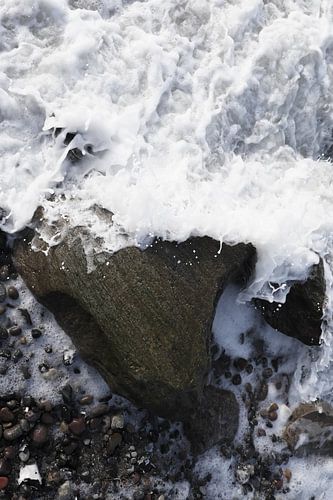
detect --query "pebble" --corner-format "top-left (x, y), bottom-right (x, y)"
top-left (68, 417), bottom-right (86, 435)
top-left (0, 363), bottom-right (8, 375)
top-left (19, 445), bottom-right (30, 463)
top-left (269, 403), bottom-right (279, 412)
top-left (107, 432), bottom-right (122, 454)
top-left (0, 477), bottom-right (8, 490)
top-left (0, 407), bottom-right (14, 423)
top-left (12, 349), bottom-right (23, 363)
top-left (3, 447), bottom-right (15, 459)
top-left (257, 382), bottom-right (268, 401)
top-left (31, 328), bottom-right (42, 339)
top-left (234, 358), bottom-right (248, 371)
top-left (57, 481), bottom-right (72, 499)
top-left (257, 428), bottom-right (266, 437)
top-left (4, 424), bottom-right (23, 441)
top-left (8, 325), bottom-right (22, 337)
top-left (7, 286), bottom-right (19, 300)
top-left (32, 425), bottom-right (49, 446)
top-left (268, 411), bottom-right (278, 422)
top-left (90, 403), bottom-right (109, 418)
top-left (61, 384), bottom-right (73, 405)
top-left (80, 394), bottom-right (93, 405)
top-left (111, 414), bottom-right (124, 430)
top-left (0, 304), bottom-right (6, 315)
top-left (232, 374), bottom-right (242, 385)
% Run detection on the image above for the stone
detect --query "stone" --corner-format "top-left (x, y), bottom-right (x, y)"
top-left (32, 425), bottom-right (49, 446)
top-left (255, 260), bottom-right (325, 345)
top-left (184, 386), bottom-right (239, 455)
top-left (14, 227), bottom-right (255, 423)
top-left (79, 395), bottom-right (93, 405)
top-left (7, 286), bottom-right (19, 300)
top-left (0, 407), bottom-right (14, 423)
top-left (107, 432), bottom-right (122, 454)
top-left (0, 477), bottom-right (8, 490)
top-left (283, 401), bottom-right (333, 456)
top-left (111, 414), bottom-right (124, 430)
top-left (68, 417), bottom-right (86, 435)
top-left (0, 284), bottom-right (6, 303)
top-left (3, 424), bottom-right (23, 441)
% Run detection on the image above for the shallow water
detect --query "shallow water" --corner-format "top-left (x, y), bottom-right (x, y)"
top-left (2, 0), bottom-right (333, 497)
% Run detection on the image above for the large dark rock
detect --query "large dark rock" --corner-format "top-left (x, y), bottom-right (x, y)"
top-left (14, 226), bottom-right (255, 428)
top-left (255, 260), bottom-right (325, 345)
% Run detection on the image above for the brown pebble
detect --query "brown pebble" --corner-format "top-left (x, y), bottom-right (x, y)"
top-left (8, 326), bottom-right (22, 337)
top-left (79, 395), bottom-right (93, 406)
top-left (0, 407), bottom-right (14, 423)
top-left (0, 305), bottom-right (6, 315)
top-left (19, 336), bottom-right (27, 345)
top-left (37, 399), bottom-right (53, 412)
top-left (60, 422), bottom-right (69, 433)
top-left (269, 403), bottom-right (279, 412)
top-left (257, 428), bottom-right (266, 437)
top-left (268, 411), bottom-right (278, 422)
top-left (284, 468), bottom-right (292, 482)
top-left (32, 425), bottom-right (48, 446)
top-left (257, 382), bottom-right (268, 401)
top-left (234, 358), bottom-right (248, 371)
top-left (68, 417), bottom-right (86, 435)
top-left (4, 424), bottom-right (23, 441)
top-left (7, 286), bottom-right (19, 300)
top-left (0, 477), bottom-right (8, 490)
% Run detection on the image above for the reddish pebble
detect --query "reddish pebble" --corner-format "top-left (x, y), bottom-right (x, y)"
top-left (284, 468), bottom-right (292, 482)
top-left (32, 425), bottom-right (48, 446)
top-left (0, 477), bottom-right (8, 490)
top-left (68, 417), bottom-right (86, 435)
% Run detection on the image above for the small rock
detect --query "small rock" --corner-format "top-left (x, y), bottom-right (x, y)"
top-left (19, 445), bottom-right (30, 463)
top-left (111, 414), bottom-right (124, 430)
top-left (268, 411), bottom-right (278, 422)
top-left (0, 407), bottom-right (14, 423)
top-left (7, 286), bottom-right (19, 300)
top-left (68, 417), bottom-right (86, 435)
top-left (107, 432), bottom-right (122, 454)
top-left (234, 358), bottom-right (248, 371)
top-left (0, 327), bottom-right (8, 340)
top-left (231, 374), bottom-right (242, 386)
top-left (32, 425), bottom-right (48, 446)
top-left (257, 382), bottom-right (268, 401)
top-left (257, 428), bottom-right (266, 437)
top-left (0, 363), bottom-right (8, 375)
top-left (31, 329), bottom-right (42, 339)
top-left (8, 325), bottom-right (22, 337)
top-left (90, 403), bottom-right (109, 418)
top-left (61, 384), bottom-right (73, 405)
top-left (235, 464), bottom-right (254, 484)
top-left (3, 447), bottom-right (15, 459)
top-left (269, 403), bottom-right (279, 412)
top-left (57, 480), bottom-right (72, 499)
top-left (63, 349), bottom-right (75, 366)
top-left (4, 424), bottom-right (23, 441)
top-left (80, 395), bottom-right (93, 406)
top-left (0, 304), bottom-right (6, 315)
top-left (0, 477), bottom-right (8, 490)
top-left (12, 349), bottom-right (23, 363)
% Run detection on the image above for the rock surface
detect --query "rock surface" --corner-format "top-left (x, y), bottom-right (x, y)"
top-left (14, 226), bottom-right (255, 424)
top-left (255, 260), bottom-right (325, 345)
top-left (283, 401), bottom-right (333, 456)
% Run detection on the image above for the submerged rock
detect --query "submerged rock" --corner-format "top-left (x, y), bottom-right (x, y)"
top-left (14, 226), bottom-right (255, 430)
top-left (255, 260), bottom-right (325, 345)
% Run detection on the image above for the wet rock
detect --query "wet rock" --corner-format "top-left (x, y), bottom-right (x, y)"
top-left (8, 325), bottom-right (22, 337)
top-left (79, 394), bottom-right (93, 405)
top-left (7, 286), bottom-right (19, 300)
top-left (0, 476), bottom-right (8, 490)
top-left (15, 228), bottom-right (255, 421)
top-left (0, 459), bottom-right (11, 476)
top-left (255, 260), bottom-right (325, 345)
top-left (68, 417), bottom-right (86, 435)
top-left (111, 414), bottom-right (124, 430)
top-left (60, 384), bottom-right (73, 405)
top-left (3, 424), bottom-right (23, 441)
top-left (231, 374), bottom-right (242, 386)
top-left (0, 327), bottom-right (8, 340)
top-left (184, 386), bottom-right (239, 455)
top-left (89, 403), bottom-right (109, 418)
top-left (32, 425), bottom-right (49, 446)
top-left (107, 432), bottom-right (122, 454)
top-left (0, 407), bottom-right (15, 423)
top-left (31, 328), bottom-right (42, 339)
top-left (0, 304), bottom-right (6, 315)
top-left (283, 401), bottom-right (333, 456)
